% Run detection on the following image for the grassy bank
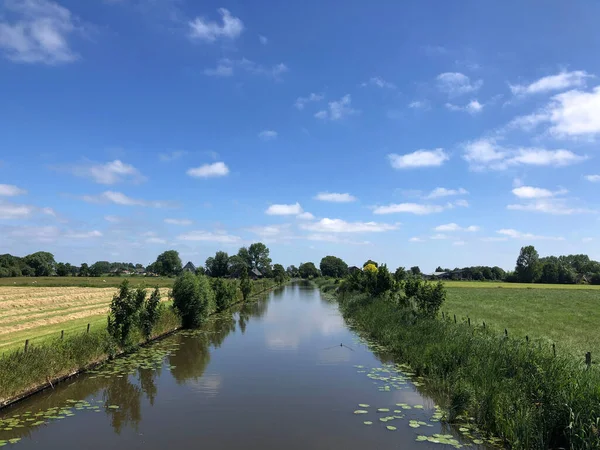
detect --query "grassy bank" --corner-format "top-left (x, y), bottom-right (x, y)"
top-left (331, 286), bottom-right (600, 449)
top-left (445, 285), bottom-right (600, 356)
top-left (0, 279), bottom-right (276, 407)
top-left (0, 276), bottom-right (176, 288)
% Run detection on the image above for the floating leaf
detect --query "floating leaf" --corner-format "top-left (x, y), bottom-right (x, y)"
top-left (377, 408), bottom-right (390, 412)
top-left (363, 421), bottom-right (373, 425)
top-left (358, 404), bottom-right (370, 408)
top-left (8, 439), bottom-right (20, 444)
top-left (386, 425), bottom-right (397, 431)
top-left (473, 439), bottom-right (484, 444)
top-left (353, 410), bottom-right (368, 414)
top-left (108, 405), bottom-right (120, 410)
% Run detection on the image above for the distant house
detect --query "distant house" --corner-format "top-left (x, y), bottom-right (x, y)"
top-left (182, 261), bottom-right (196, 273)
top-left (250, 268), bottom-right (263, 280)
top-left (135, 268), bottom-right (146, 275)
top-left (348, 266), bottom-right (361, 274)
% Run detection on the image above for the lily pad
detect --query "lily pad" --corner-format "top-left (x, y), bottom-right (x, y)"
top-left (363, 421), bottom-right (373, 425)
top-left (386, 425), bottom-right (397, 431)
top-left (358, 404), bottom-right (370, 408)
top-left (377, 408), bottom-right (390, 412)
top-left (353, 410), bottom-right (368, 414)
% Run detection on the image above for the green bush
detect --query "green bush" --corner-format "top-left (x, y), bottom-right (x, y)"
top-left (172, 272), bottom-right (215, 328)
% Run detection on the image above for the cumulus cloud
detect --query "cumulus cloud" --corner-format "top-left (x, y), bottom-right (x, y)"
top-left (81, 191), bottom-right (170, 208)
top-left (165, 218), bottom-right (192, 226)
top-left (258, 130), bottom-right (278, 141)
top-left (177, 230), bottom-right (241, 243)
top-left (296, 211), bottom-right (315, 220)
top-left (445, 100), bottom-right (484, 114)
top-left (0, 184), bottom-right (27, 196)
top-left (511, 186), bottom-right (562, 199)
top-left (63, 160), bottom-right (145, 185)
top-left (408, 100), bottom-right (429, 110)
top-left (104, 215), bottom-right (121, 223)
top-left (0, 0), bottom-right (81, 64)
top-left (585, 174), bottom-right (600, 182)
top-left (189, 8), bottom-right (243, 42)
top-left (548, 86), bottom-right (600, 137)
top-left (187, 162), bottom-right (229, 178)
top-left (0, 201), bottom-right (34, 219)
top-left (300, 218), bottom-right (398, 233)
top-left (462, 138), bottom-right (586, 171)
top-left (265, 202), bottom-right (303, 216)
top-left (388, 149), bottom-right (449, 169)
top-left (373, 203), bottom-right (445, 215)
top-left (314, 94), bottom-right (357, 120)
top-left (509, 70), bottom-right (591, 96)
top-left (436, 72), bottom-right (482, 97)
top-left (426, 187), bottom-right (468, 199)
top-left (294, 93), bottom-right (324, 110)
top-left (204, 58), bottom-right (288, 80)
top-left (507, 198), bottom-right (594, 215)
top-left (66, 230), bottom-right (102, 239)
top-left (362, 76), bottom-right (396, 89)
top-left (497, 228), bottom-right (564, 240)
top-left (314, 192), bottom-right (357, 203)
top-left (434, 223), bottom-right (479, 232)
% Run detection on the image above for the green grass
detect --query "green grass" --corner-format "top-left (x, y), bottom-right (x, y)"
top-left (444, 285), bottom-right (600, 357)
top-left (0, 276), bottom-right (176, 288)
top-left (336, 291), bottom-right (600, 449)
top-left (443, 281), bottom-right (600, 290)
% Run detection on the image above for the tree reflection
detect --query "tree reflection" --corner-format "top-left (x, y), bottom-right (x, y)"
top-left (138, 367), bottom-right (158, 406)
top-left (103, 375), bottom-right (142, 434)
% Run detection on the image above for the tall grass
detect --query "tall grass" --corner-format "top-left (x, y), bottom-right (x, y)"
top-left (337, 291), bottom-right (600, 449)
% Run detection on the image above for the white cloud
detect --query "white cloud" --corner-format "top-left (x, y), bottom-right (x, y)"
top-left (81, 191), bottom-right (170, 208)
top-left (189, 8), bottom-right (243, 43)
top-left (547, 86), bottom-right (600, 137)
top-left (300, 218), bottom-right (398, 233)
top-left (165, 218), bottom-right (192, 226)
top-left (0, 201), bottom-right (34, 219)
top-left (0, 184), bottom-right (27, 196)
top-left (409, 237), bottom-right (424, 242)
top-left (426, 187), bottom-right (468, 199)
top-left (314, 192), bottom-right (357, 203)
top-left (430, 233), bottom-right (448, 240)
top-left (388, 148), bottom-right (449, 169)
top-left (258, 130), bottom-right (278, 141)
top-left (204, 58), bottom-right (288, 80)
top-left (296, 211), bottom-right (315, 220)
top-left (314, 94), bottom-right (357, 120)
top-left (66, 230), bottom-right (102, 239)
top-left (104, 215), bottom-right (121, 223)
top-left (305, 234), bottom-right (370, 245)
top-left (585, 174), bottom-right (600, 182)
top-left (146, 237), bottom-right (167, 244)
top-left (294, 93), bottom-right (324, 110)
top-left (177, 230), bottom-right (241, 243)
top-left (362, 76), bottom-right (396, 89)
top-left (511, 186), bottom-right (559, 199)
top-left (506, 111), bottom-right (551, 132)
top-left (463, 138), bottom-right (586, 170)
top-left (259, 35), bottom-right (268, 45)
top-left (265, 202), bottom-right (303, 216)
top-left (0, 0), bottom-right (81, 64)
top-left (187, 162), bottom-right (229, 178)
top-left (434, 223), bottom-right (479, 232)
top-left (67, 160), bottom-right (145, 185)
top-left (436, 72), bottom-right (482, 97)
top-left (408, 100), bottom-right (429, 110)
top-left (159, 151), bottom-right (187, 162)
top-left (497, 228), bottom-right (564, 241)
top-left (509, 70), bottom-right (590, 96)
top-left (373, 203), bottom-right (445, 215)
top-left (453, 199), bottom-right (469, 208)
top-left (507, 198), bottom-right (594, 215)
top-left (445, 99), bottom-right (483, 114)
top-left (5, 225), bottom-right (60, 242)
top-left (583, 237), bottom-right (593, 243)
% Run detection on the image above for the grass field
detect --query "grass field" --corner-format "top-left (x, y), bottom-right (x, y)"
top-left (0, 286), bottom-right (172, 353)
top-left (0, 276), bottom-right (176, 288)
top-left (444, 282), bottom-right (600, 357)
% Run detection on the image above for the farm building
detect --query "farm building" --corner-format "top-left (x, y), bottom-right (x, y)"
top-left (182, 261), bottom-right (196, 273)
top-left (250, 268), bottom-right (263, 280)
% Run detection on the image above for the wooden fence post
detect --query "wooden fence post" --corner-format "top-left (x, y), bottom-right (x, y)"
top-left (87, 323), bottom-right (90, 333)
top-left (483, 321), bottom-right (486, 329)
top-left (467, 317), bottom-right (471, 327)
top-left (553, 343), bottom-right (556, 357)
top-left (61, 330), bottom-right (64, 340)
top-left (442, 312), bottom-right (445, 320)
top-left (504, 329), bottom-right (508, 338)
top-left (586, 352), bottom-right (592, 368)
top-left (454, 314), bottom-right (457, 324)
top-left (24, 339), bottom-right (29, 353)
top-left (526, 335), bottom-right (529, 344)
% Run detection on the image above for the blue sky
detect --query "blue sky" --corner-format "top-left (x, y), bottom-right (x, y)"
top-left (1, 0), bottom-right (600, 271)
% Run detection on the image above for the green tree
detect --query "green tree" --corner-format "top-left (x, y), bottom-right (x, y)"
top-left (212, 278), bottom-right (238, 312)
top-left (240, 266), bottom-right (252, 301)
top-left (394, 267), bottom-right (407, 282)
top-left (228, 255), bottom-right (248, 278)
top-left (410, 266), bottom-right (421, 276)
top-left (374, 264), bottom-right (393, 295)
top-left (90, 261), bottom-right (110, 277)
top-left (79, 263), bottom-right (90, 277)
top-left (205, 251), bottom-right (229, 277)
top-left (172, 272), bottom-right (214, 328)
top-left (415, 281), bottom-right (446, 317)
top-left (140, 287), bottom-right (162, 340)
top-left (435, 266), bottom-right (444, 272)
top-left (272, 264), bottom-right (286, 284)
top-left (299, 262), bottom-right (319, 279)
top-left (491, 266), bottom-right (506, 281)
top-left (320, 256), bottom-right (349, 278)
top-left (153, 250), bottom-right (182, 276)
top-left (56, 262), bottom-right (69, 276)
top-left (238, 243), bottom-right (272, 272)
top-left (24, 251), bottom-right (56, 276)
top-left (363, 260), bottom-right (378, 268)
top-left (286, 265), bottom-right (299, 278)
top-left (107, 280), bottom-right (145, 347)
top-left (515, 245), bottom-right (540, 283)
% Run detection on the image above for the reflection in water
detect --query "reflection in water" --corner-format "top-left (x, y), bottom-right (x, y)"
top-left (103, 375), bottom-right (142, 434)
top-left (138, 368), bottom-right (158, 406)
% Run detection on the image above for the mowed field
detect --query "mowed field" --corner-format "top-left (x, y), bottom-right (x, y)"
top-left (0, 286), bottom-right (172, 353)
top-left (444, 282), bottom-right (600, 357)
top-left (0, 276), bottom-right (176, 288)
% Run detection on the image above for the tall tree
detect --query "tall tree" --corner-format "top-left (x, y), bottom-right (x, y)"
top-left (79, 263), bottom-right (90, 277)
top-left (90, 261), bottom-right (110, 277)
top-left (240, 266), bottom-right (252, 301)
top-left (272, 264), bottom-right (286, 284)
top-left (238, 243), bottom-right (272, 272)
top-left (410, 266), bottom-right (421, 276)
top-left (286, 265), bottom-right (299, 278)
top-left (205, 251), bottom-right (229, 277)
top-left (153, 250), bottom-right (182, 276)
top-left (24, 251), bottom-right (56, 276)
top-left (320, 256), bottom-right (349, 278)
top-left (363, 260), bottom-right (378, 268)
top-left (298, 262), bottom-right (319, 279)
top-left (228, 255), bottom-right (248, 278)
top-left (515, 245), bottom-right (540, 283)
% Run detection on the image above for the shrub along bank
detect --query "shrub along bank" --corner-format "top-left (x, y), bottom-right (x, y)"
top-left (321, 268), bottom-right (600, 450)
top-left (0, 277), bottom-right (276, 407)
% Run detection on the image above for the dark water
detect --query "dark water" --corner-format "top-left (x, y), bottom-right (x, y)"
top-left (0, 283), bottom-right (492, 449)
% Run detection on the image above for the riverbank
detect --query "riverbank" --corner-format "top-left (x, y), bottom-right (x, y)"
top-left (315, 278), bottom-right (600, 449)
top-left (0, 279), bottom-right (277, 409)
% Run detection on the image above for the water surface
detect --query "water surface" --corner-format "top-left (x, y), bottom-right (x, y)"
top-left (0, 283), bottom-right (491, 449)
